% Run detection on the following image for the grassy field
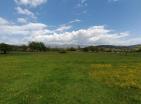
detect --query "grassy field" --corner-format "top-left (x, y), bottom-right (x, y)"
top-left (0, 52), bottom-right (141, 104)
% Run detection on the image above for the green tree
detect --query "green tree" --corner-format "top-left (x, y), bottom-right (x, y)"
top-left (0, 43), bottom-right (11, 54)
top-left (28, 42), bottom-right (46, 51)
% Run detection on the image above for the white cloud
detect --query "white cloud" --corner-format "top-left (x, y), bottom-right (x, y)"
top-left (81, 0), bottom-right (87, 4)
top-left (0, 17), bottom-right (9, 25)
top-left (15, 0), bottom-right (47, 7)
top-left (55, 25), bottom-right (72, 33)
top-left (77, 0), bottom-right (88, 7)
top-left (34, 26), bottom-right (133, 46)
top-left (75, 0), bottom-right (88, 15)
top-left (16, 7), bottom-right (36, 19)
top-left (108, 0), bottom-right (119, 2)
top-left (17, 18), bottom-right (27, 24)
top-left (52, 19), bottom-right (80, 33)
top-left (69, 19), bottom-right (81, 24)
top-left (0, 17), bottom-right (140, 46)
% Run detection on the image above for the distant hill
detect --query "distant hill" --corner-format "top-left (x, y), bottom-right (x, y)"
top-left (46, 44), bottom-right (141, 49)
top-left (87, 44), bottom-right (141, 49)
top-left (82, 44), bottom-right (141, 52)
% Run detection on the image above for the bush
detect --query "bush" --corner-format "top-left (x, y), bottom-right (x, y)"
top-left (59, 50), bottom-right (67, 53)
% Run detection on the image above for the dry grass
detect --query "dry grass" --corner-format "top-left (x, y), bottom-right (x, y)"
top-left (90, 64), bottom-right (141, 89)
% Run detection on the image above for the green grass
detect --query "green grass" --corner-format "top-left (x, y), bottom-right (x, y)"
top-left (0, 52), bottom-right (141, 104)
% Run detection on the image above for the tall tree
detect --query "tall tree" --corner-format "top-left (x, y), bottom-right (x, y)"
top-left (28, 42), bottom-right (46, 51)
top-left (0, 43), bottom-right (11, 54)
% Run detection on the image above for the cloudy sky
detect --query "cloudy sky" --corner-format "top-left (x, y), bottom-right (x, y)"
top-left (0, 0), bottom-right (141, 46)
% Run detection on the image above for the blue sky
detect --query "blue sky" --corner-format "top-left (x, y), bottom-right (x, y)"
top-left (0, 0), bottom-right (141, 45)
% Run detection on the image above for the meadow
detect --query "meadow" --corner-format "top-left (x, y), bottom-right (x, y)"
top-left (0, 52), bottom-right (141, 104)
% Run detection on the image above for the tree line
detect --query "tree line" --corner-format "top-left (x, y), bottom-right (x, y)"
top-left (0, 42), bottom-right (46, 54)
top-left (0, 42), bottom-right (141, 54)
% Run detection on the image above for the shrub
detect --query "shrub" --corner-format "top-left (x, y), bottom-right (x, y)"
top-left (59, 50), bottom-right (67, 53)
